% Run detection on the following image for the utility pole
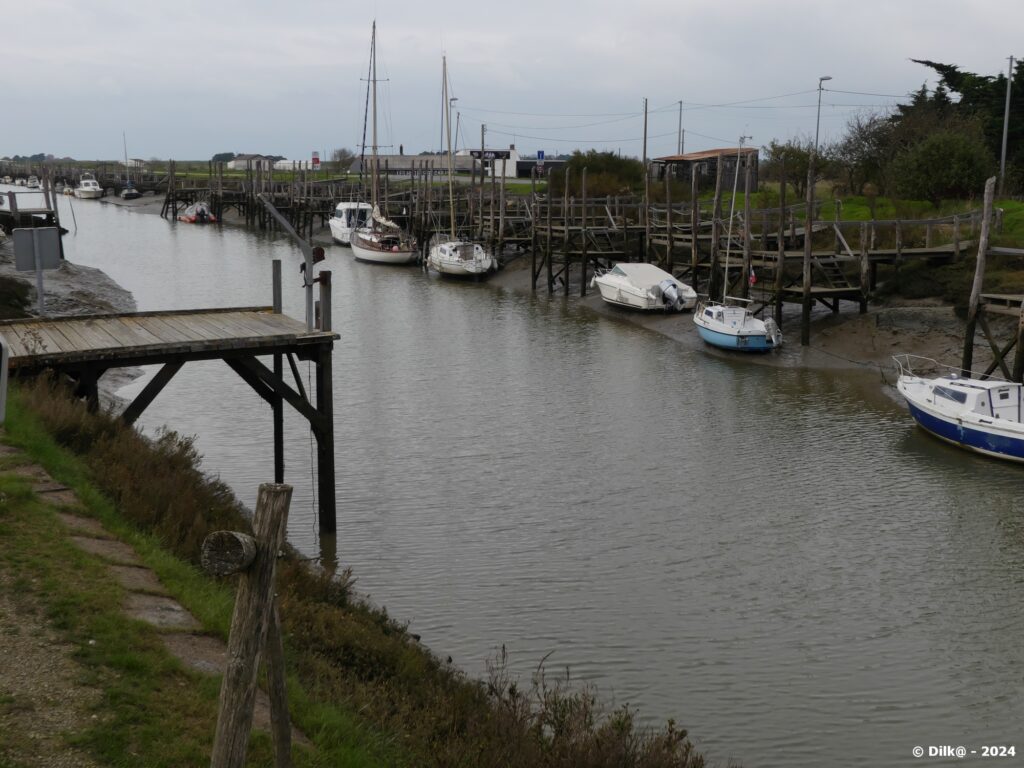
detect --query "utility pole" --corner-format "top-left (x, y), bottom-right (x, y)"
top-left (677, 100), bottom-right (684, 155)
top-left (1000, 55), bottom-right (1015, 195)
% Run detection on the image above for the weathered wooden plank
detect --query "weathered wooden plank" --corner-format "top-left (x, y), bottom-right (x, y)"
top-left (116, 316), bottom-right (164, 346)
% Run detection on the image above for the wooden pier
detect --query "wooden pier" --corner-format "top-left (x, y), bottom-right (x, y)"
top-left (0, 291), bottom-right (341, 532)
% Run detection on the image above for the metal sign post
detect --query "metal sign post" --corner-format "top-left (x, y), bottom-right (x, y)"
top-left (13, 226), bottom-right (61, 316)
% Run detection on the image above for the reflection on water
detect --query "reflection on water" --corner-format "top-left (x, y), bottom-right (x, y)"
top-left (49, 195), bottom-right (1024, 767)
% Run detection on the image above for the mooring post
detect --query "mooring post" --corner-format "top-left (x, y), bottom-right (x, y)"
top-left (690, 169), bottom-right (699, 282)
top-left (206, 483), bottom-right (293, 768)
top-left (315, 340), bottom-right (336, 534)
top-left (580, 168), bottom-right (588, 297)
top-left (709, 155), bottom-right (723, 302)
top-left (962, 177), bottom-right (996, 378)
top-left (859, 222), bottom-right (870, 314)
top-left (272, 260), bottom-right (284, 483)
top-left (546, 168), bottom-right (554, 293)
top-left (774, 163), bottom-right (787, 327)
top-left (801, 163), bottom-right (815, 346)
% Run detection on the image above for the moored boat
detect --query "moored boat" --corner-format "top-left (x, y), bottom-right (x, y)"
top-left (894, 354), bottom-right (1024, 463)
top-left (428, 238), bottom-right (496, 276)
top-left (120, 180), bottom-right (142, 200)
top-left (74, 173), bottom-right (104, 199)
top-left (328, 201), bottom-right (372, 245)
top-left (349, 22), bottom-right (417, 265)
top-left (177, 201), bottom-right (217, 223)
top-left (26, 175), bottom-right (40, 189)
top-left (693, 300), bottom-right (781, 351)
top-left (591, 262), bottom-right (696, 312)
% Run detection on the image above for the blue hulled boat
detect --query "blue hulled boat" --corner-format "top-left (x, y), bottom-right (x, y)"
top-left (693, 300), bottom-right (781, 352)
top-left (895, 355), bottom-right (1024, 463)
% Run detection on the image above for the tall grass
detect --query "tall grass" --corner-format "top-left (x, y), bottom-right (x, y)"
top-left (11, 377), bottom-right (708, 768)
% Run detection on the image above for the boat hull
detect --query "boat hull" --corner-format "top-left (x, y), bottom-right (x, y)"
top-left (901, 391), bottom-right (1024, 463)
top-left (695, 323), bottom-right (774, 351)
top-left (75, 189), bottom-right (103, 199)
top-left (351, 238), bottom-right (417, 264)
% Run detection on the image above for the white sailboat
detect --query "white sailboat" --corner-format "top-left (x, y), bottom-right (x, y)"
top-left (350, 21), bottom-right (418, 265)
top-left (692, 136), bottom-right (781, 352)
top-left (427, 55), bottom-right (496, 278)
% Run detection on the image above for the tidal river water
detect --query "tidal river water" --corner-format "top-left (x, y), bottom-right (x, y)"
top-left (36, 194), bottom-right (1024, 767)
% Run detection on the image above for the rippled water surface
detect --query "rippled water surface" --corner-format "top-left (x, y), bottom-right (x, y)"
top-left (42, 195), bottom-right (1024, 766)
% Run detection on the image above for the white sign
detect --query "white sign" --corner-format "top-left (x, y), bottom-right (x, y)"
top-left (312, 151), bottom-right (320, 170)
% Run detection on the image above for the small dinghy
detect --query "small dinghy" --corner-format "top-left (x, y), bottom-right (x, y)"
top-left (177, 202), bottom-right (217, 224)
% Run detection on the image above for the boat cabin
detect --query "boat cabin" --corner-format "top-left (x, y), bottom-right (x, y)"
top-left (931, 377), bottom-right (1024, 421)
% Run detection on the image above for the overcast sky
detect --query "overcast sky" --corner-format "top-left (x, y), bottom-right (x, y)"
top-left (3, 0), bottom-right (1021, 162)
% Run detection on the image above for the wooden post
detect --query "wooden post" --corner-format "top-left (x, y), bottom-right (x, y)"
top-left (833, 199), bottom-right (842, 256)
top-left (774, 162), bottom-right (786, 326)
top-left (563, 171), bottom-right (571, 296)
top-left (272, 260), bottom-right (284, 484)
top-left (690, 169), bottom-right (700, 282)
top-left (498, 158), bottom-right (507, 256)
top-left (1012, 300), bottom-right (1024, 383)
top-left (664, 171), bottom-right (673, 270)
top-left (801, 162), bottom-right (814, 346)
top-left (580, 168), bottom-right (589, 296)
top-left (208, 484), bottom-right (293, 768)
top-left (962, 177), bottom-right (996, 377)
top-left (740, 159), bottom-right (752, 299)
top-left (546, 169), bottom-right (554, 293)
top-left (859, 222), bottom-right (870, 314)
top-left (953, 215), bottom-right (961, 260)
top-left (530, 167), bottom-right (537, 289)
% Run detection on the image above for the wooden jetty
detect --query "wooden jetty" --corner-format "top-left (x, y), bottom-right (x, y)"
top-left (0, 275), bottom-right (341, 532)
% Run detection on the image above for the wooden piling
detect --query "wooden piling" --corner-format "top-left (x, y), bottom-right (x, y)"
top-left (961, 177), bottom-right (996, 377)
top-left (801, 163), bottom-right (814, 347)
top-left (709, 155), bottom-right (723, 301)
top-left (774, 163), bottom-right (786, 326)
top-left (740, 160), bottom-right (752, 299)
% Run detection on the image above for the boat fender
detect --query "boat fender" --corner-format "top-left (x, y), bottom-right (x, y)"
top-left (764, 318), bottom-right (783, 347)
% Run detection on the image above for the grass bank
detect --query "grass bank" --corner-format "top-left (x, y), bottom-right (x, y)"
top-left (3, 378), bottom-right (708, 768)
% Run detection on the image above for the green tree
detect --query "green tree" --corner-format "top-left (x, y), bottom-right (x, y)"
top-left (762, 138), bottom-right (816, 197)
top-left (550, 150), bottom-right (644, 196)
top-left (891, 128), bottom-right (993, 205)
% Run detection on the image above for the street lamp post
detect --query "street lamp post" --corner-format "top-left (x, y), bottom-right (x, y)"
top-left (814, 75), bottom-right (832, 157)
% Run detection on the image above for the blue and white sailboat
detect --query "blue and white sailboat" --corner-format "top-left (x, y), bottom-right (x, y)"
top-left (895, 355), bottom-right (1024, 462)
top-left (693, 137), bottom-right (781, 352)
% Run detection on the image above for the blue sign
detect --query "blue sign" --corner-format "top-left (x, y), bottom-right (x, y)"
top-left (537, 150), bottom-right (545, 161)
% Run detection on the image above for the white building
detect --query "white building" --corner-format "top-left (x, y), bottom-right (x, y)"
top-left (227, 154), bottom-right (272, 170)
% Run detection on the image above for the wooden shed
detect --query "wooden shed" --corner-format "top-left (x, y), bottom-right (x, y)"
top-left (653, 147), bottom-right (759, 188)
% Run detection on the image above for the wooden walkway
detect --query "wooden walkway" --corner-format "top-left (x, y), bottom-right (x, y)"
top-left (0, 307), bottom-right (336, 369)
top-left (0, 304), bottom-right (340, 533)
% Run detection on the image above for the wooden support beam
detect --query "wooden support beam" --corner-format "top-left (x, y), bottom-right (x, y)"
top-left (121, 361), bottom-right (184, 425)
top-left (962, 177), bottom-right (996, 377)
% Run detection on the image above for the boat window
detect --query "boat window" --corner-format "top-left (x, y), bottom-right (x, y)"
top-left (998, 389), bottom-right (1010, 400)
top-left (611, 266), bottom-right (626, 277)
top-left (704, 309), bottom-right (714, 319)
top-left (934, 385), bottom-right (967, 404)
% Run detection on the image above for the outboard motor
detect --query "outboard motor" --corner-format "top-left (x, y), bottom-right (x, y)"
top-left (658, 279), bottom-right (682, 312)
top-left (764, 318), bottom-right (783, 347)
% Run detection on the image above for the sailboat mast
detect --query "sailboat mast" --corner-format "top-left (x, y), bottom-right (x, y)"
top-left (444, 56), bottom-right (456, 240)
top-left (722, 136), bottom-right (747, 302)
top-left (370, 21), bottom-right (379, 211)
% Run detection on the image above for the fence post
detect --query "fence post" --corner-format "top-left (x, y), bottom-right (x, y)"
top-left (207, 483), bottom-right (293, 768)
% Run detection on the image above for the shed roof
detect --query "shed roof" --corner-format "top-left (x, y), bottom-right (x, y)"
top-left (654, 147), bottom-right (759, 163)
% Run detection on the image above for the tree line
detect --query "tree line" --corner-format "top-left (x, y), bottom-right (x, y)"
top-left (762, 59), bottom-right (1023, 205)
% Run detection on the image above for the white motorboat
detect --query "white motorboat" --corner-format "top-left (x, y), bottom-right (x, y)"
top-left (591, 262), bottom-right (696, 312)
top-left (349, 22), bottom-right (417, 265)
top-left (426, 56), bottom-right (494, 278)
top-left (26, 175), bottom-right (40, 189)
top-left (75, 173), bottom-right (104, 199)
top-left (328, 201), bottom-right (372, 245)
top-left (894, 354), bottom-right (1024, 463)
top-left (1, 176), bottom-right (11, 184)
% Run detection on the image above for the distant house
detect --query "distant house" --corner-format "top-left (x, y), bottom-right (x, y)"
top-left (652, 147), bottom-right (759, 189)
top-left (120, 158), bottom-right (148, 170)
top-left (227, 154), bottom-right (272, 170)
